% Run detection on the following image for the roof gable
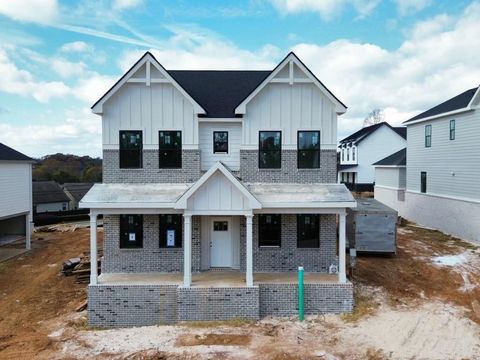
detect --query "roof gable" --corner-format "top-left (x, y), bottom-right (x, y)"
top-left (234, 52), bottom-right (347, 115)
top-left (0, 143), bottom-right (34, 162)
top-left (373, 148), bottom-right (406, 166)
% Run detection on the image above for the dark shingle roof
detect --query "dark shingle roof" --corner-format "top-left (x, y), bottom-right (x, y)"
top-left (0, 143), bottom-right (33, 162)
top-left (340, 122), bottom-right (406, 144)
top-left (33, 181), bottom-right (70, 205)
top-left (338, 164), bottom-right (358, 171)
top-left (373, 148), bottom-right (406, 166)
top-left (62, 183), bottom-right (94, 202)
top-left (404, 87), bottom-right (478, 123)
top-left (168, 70), bottom-right (270, 118)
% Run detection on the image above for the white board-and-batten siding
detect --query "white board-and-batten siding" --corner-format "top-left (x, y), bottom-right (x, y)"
top-left (199, 122), bottom-right (241, 171)
top-left (0, 163), bottom-right (32, 218)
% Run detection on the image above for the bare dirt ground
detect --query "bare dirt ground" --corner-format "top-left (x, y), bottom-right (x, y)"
top-left (0, 223), bottom-right (479, 360)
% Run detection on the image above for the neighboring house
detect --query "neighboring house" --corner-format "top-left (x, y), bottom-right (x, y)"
top-left (376, 86), bottom-right (480, 243)
top-left (32, 181), bottom-right (70, 213)
top-left (373, 148), bottom-right (406, 210)
top-left (0, 143), bottom-right (34, 249)
top-left (80, 51), bottom-right (356, 327)
top-left (62, 183), bottom-right (94, 210)
top-left (338, 122), bottom-right (406, 191)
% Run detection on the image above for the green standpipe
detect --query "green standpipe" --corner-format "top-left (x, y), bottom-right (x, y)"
top-left (298, 266), bottom-right (304, 321)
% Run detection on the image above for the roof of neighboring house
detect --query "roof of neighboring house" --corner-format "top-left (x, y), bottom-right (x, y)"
top-left (0, 142), bottom-right (34, 162)
top-left (33, 181), bottom-right (70, 205)
top-left (339, 122), bottom-right (407, 145)
top-left (62, 183), bottom-right (94, 202)
top-left (373, 148), bottom-right (406, 166)
top-left (404, 87), bottom-right (478, 123)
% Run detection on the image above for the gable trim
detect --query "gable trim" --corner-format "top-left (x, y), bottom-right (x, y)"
top-left (91, 52), bottom-right (206, 115)
top-left (234, 52), bottom-right (347, 115)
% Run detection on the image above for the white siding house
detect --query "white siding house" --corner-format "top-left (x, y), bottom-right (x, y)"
top-left (0, 143), bottom-right (34, 249)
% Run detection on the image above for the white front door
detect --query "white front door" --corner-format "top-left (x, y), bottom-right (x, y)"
top-left (210, 218), bottom-right (233, 267)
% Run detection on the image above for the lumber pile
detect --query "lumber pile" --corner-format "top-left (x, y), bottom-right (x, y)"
top-left (62, 251), bottom-right (102, 284)
top-left (38, 223), bottom-right (80, 232)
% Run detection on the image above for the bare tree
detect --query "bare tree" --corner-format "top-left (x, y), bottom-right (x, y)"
top-left (363, 108), bottom-right (385, 127)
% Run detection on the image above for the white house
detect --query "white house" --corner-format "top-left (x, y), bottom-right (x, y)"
top-left (33, 181), bottom-right (70, 213)
top-left (375, 86), bottom-right (480, 243)
top-left (338, 122), bottom-right (406, 191)
top-left (0, 143), bottom-right (34, 249)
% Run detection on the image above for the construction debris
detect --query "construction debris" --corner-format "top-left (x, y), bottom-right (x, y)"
top-left (37, 223), bottom-right (80, 233)
top-left (62, 251), bottom-right (102, 284)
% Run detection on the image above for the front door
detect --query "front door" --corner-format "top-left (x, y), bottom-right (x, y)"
top-left (210, 218), bottom-right (233, 267)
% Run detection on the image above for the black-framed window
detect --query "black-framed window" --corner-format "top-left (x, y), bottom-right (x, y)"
top-left (341, 148), bottom-right (344, 161)
top-left (259, 131), bottom-right (281, 168)
top-left (159, 214), bottom-right (182, 248)
top-left (213, 131), bottom-right (228, 153)
top-left (425, 125), bottom-right (432, 147)
top-left (119, 131), bottom-right (142, 168)
top-left (352, 147), bottom-right (355, 161)
top-left (297, 214), bottom-right (319, 248)
top-left (258, 214), bottom-right (281, 247)
top-left (120, 214), bottom-right (143, 248)
top-left (449, 120), bottom-right (455, 140)
top-left (159, 131), bottom-right (182, 168)
top-left (298, 131), bottom-right (320, 168)
top-left (346, 147), bottom-right (350, 161)
top-left (421, 172), bottom-right (427, 193)
top-left (213, 221), bottom-right (228, 231)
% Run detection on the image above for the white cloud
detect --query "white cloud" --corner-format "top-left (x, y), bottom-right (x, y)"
top-left (72, 74), bottom-right (117, 104)
top-left (60, 41), bottom-right (93, 53)
top-left (395, 0), bottom-right (432, 16)
top-left (52, 59), bottom-right (88, 78)
top-left (113, 0), bottom-right (143, 10)
top-left (0, 0), bottom-right (58, 24)
top-left (269, 0), bottom-right (380, 19)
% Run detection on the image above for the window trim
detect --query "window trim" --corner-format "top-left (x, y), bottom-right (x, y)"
top-left (159, 214), bottom-right (183, 248)
top-left (297, 130), bottom-right (321, 169)
top-left (449, 119), bottom-right (455, 140)
top-left (425, 125), bottom-right (432, 148)
top-left (421, 171), bottom-right (427, 193)
top-left (258, 131), bottom-right (282, 169)
top-left (159, 130), bottom-right (182, 169)
top-left (258, 214), bottom-right (281, 247)
top-left (297, 214), bottom-right (320, 248)
top-left (120, 214), bottom-right (143, 249)
top-left (119, 130), bottom-right (143, 169)
top-left (213, 131), bottom-right (229, 154)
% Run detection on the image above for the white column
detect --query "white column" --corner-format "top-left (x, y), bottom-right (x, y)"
top-left (183, 214), bottom-right (192, 287)
top-left (338, 213), bottom-right (347, 283)
top-left (25, 214), bottom-right (31, 250)
top-left (90, 213), bottom-right (98, 285)
top-left (245, 214), bottom-right (253, 287)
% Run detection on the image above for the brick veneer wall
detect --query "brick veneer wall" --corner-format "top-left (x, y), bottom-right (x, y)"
top-left (239, 150), bottom-right (337, 183)
top-left (102, 215), bottom-right (202, 273)
top-left (240, 214), bottom-right (338, 273)
top-left (102, 149), bottom-right (201, 183)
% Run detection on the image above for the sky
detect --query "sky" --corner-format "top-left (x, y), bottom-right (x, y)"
top-left (0, 0), bottom-right (479, 158)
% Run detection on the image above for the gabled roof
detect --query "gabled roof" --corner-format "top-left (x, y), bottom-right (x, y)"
top-left (62, 183), bottom-right (94, 202)
top-left (0, 143), bottom-right (34, 162)
top-left (404, 86), bottom-right (479, 124)
top-left (33, 181), bottom-right (70, 205)
top-left (339, 122), bottom-right (406, 145)
top-left (373, 148), bottom-right (406, 166)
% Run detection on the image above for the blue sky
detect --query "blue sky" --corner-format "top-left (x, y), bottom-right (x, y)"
top-left (0, 0), bottom-right (479, 157)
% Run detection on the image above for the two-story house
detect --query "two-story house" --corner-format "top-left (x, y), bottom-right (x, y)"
top-left (338, 122), bottom-right (406, 191)
top-left (376, 86), bottom-right (480, 243)
top-left (80, 52), bottom-right (356, 327)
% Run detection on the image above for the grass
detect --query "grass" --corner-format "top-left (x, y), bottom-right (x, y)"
top-left (180, 317), bottom-right (255, 328)
top-left (341, 289), bottom-right (379, 323)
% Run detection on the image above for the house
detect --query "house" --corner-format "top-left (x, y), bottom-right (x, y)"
top-left (338, 122), bottom-right (406, 191)
top-left (80, 51), bottom-right (356, 327)
top-left (32, 181), bottom-right (70, 213)
top-left (62, 183), bottom-right (94, 210)
top-left (0, 143), bottom-right (34, 249)
top-left (373, 148), bottom-right (406, 209)
top-left (375, 86), bottom-right (480, 243)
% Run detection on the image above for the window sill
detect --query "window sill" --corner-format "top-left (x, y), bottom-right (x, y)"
top-left (119, 168), bottom-right (144, 171)
top-left (297, 168), bottom-right (321, 171)
top-left (119, 247), bottom-right (143, 251)
top-left (259, 246), bottom-right (281, 249)
top-left (258, 168), bottom-right (282, 172)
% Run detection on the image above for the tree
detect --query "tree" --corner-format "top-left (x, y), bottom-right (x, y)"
top-left (82, 165), bottom-right (102, 182)
top-left (363, 108), bottom-right (385, 127)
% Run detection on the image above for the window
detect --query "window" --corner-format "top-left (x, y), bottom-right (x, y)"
top-left (347, 147), bottom-right (350, 161)
top-left (120, 214), bottom-right (143, 248)
top-left (425, 125), bottom-right (432, 147)
top-left (213, 131), bottom-right (228, 153)
top-left (298, 131), bottom-right (320, 168)
top-left (120, 131), bottom-right (143, 168)
top-left (159, 214), bottom-right (182, 248)
top-left (352, 147), bottom-right (355, 161)
top-left (159, 131), bottom-right (182, 168)
top-left (258, 214), bottom-right (281, 247)
top-left (297, 214), bottom-right (319, 248)
top-left (213, 221), bottom-right (228, 231)
top-left (259, 131), bottom-right (281, 168)
top-left (341, 148), bottom-right (344, 161)
top-left (450, 120), bottom-right (455, 140)
top-left (421, 172), bottom-right (427, 193)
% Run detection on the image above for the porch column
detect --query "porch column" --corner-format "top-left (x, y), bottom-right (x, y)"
top-left (338, 213), bottom-right (347, 283)
top-left (90, 212), bottom-right (98, 285)
top-left (183, 214), bottom-right (192, 287)
top-left (245, 214), bottom-right (253, 287)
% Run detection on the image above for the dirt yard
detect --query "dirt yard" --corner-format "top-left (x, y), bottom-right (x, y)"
top-left (0, 223), bottom-right (479, 359)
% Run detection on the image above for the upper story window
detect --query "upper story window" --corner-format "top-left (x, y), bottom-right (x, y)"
top-left (425, 125), bottom-right (432, 148)
top-left (159, 131), bottom-right (182, 169)
top-left (421, 172), bottom-right (427, 193)
top-left (297, 214), bottom-right (319, 248)
top-left (120, 214), bottom-right (143, 248)
top-left (352, 147), bottom-right (356, 161)
top-left (347, 147), bottom-right (350, 161)
top-left (341, 148), bottom-right (345, 161)
top-left (258, 214), bottom-right (281, 247)
top-left (119, 131), bottom-right (142, 169)
top-left (213, 131), bottom-right (228, 153)
top-left (298, 131), bottom-right (320, 169)
top-left (449, 120), bottom-right (455, 140)
top-left (159, 214), bottom-right (182, 248)
top-left (259, 131), bottom-right (281, 169)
